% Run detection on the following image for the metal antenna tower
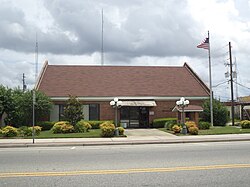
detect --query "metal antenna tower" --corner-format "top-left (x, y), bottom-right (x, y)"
top-left (101, 9), bottom-right (104, 66)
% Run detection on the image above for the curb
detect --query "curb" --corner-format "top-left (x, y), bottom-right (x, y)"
top-left (1, 138), bottom-right (250, 148)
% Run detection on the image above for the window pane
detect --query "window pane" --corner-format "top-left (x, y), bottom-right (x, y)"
top-left (130, 107), bottom-right (139, 120)
top-left (120, 107), bottom-right (129, 120)
top-left (89, 104), bottom-right (99, 120)
top-left (59, 104), bottom-right (66, 121)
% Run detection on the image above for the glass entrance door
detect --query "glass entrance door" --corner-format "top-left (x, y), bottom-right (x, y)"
top-left (139, 107), bottom-right (149, 128)
top-left (120, 106), bottom-right (149, 128)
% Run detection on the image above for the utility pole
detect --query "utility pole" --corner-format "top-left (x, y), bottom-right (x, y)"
top-left (22, 73), bottom-right (26, 92)
top-left (229, 42), bottom-right (235, 126)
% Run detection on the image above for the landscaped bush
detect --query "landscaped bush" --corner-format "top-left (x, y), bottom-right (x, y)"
top-left (37, 121), bottom-right (55, 131)
top-left (51, 121), bottom-right (74, 134)
top-left (198, 121), bottom-right (211, 130)
top-left (86, 120), bottom-right (113, 129)
top-left (118, 127), bottom-right (125, 135)
top-left (0, 126), bottom-right (18, 137)
top-left (75, 120), bottom-right (85, 133)
top-left (240, 120), bottom-right (250, 129)
top-left (185, 121), bottom-right (197, 129)
top-left (18, 126), bottom-right (41, 136)
top-left (153, 118), bottom-right (177, 128)
top-left (75, 120), bottom-right (92, 132)
top-left (201, 99), bottom-right (229, 126)
top-left (164, 120), bottom-right (176, 130)
top-left (188, 126), bottom-right (199, 135)
top-left (100, 122), bottom-right (115, 137)
top-left (172, 125), bottom-right (181, 134)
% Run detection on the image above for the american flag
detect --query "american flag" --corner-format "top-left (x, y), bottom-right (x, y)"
top-left (197, 37), bottom-right (209, 50)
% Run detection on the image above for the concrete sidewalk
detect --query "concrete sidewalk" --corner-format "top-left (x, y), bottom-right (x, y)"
top-left (1, 129), bottom-right (250, 148)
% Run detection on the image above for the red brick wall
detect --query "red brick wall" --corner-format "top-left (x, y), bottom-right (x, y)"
top-left (51, 99), bottom-right (205, 124)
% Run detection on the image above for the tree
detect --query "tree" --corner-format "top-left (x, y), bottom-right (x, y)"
top-left (0, 85), bottom-right (14, 124)
top-left (63, 95), bottom-right (83, 126)
top-left (4, 88), bottom-right (52, 127)
top-left (201, 99), bottom-right (229, 126)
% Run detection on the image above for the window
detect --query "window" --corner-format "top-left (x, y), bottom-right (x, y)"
top-left (59, 104), bottom-right (66, 121)
top-left (89, 104), bottom-right (100, 120)
top-left (121, 107), bottom-right (130, 120)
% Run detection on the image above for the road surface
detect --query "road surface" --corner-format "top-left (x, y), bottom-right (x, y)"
top-left (0, 141), bottom-right (250, 186)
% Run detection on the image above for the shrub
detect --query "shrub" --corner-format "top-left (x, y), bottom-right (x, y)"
top-left (32, 126), bottom-right (42, 136)
top-left (1, 126), bottom-right (18, 137)
top-left (189, 126), bottom-right (199, 135)
top-left (18, 126), bottom-right (31, 136)
top-left (201, 99), bottom-right (229, 126)
top-left (172, 125), bottom-right (181, 134)
top-left (153, 118), bottom-right (177, 128)
top-left (19, 126), bottom-right (42, 136)
top-left (240, 120), bottom-right (250, 129)
top-left (37, 121), bottom-right (55, 131)
top-left (63, 96), bottom-right (84, 126)
top-left (164, 120), bottom-right (176, 130)
top-left (118, 127), bottom-right (125, 135)
top-left (75, 120), bottom-right (92, 132)
top-left (83, 122), bottom-right (92, 132)
top-left (51, 121), bottom-right (74, 134)
top-left (86, 120), bottom-right (113, 129)
top-left (185, 121), bottom-right (197, 129)
top-left (198, 121), bottom-right (211, 130)
top-left (100, 122), bottom-right (115, 137)
top-left (75, 120), bottom-right (85, 133)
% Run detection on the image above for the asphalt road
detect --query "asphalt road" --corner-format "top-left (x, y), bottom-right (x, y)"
top-left (0, 141), bottom-right (250, 187)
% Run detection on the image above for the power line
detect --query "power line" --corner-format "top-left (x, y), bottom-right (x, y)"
top-left (233, 81), bottom-right (250, 90)
top-left (212, 80), bottom-right (228, 88)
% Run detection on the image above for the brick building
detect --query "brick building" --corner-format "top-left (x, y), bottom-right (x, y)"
top-left (36, 61), bottom-right (210, 127)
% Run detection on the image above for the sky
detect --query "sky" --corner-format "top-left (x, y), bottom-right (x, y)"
top-left (0, 0), bottom-right (249, 101)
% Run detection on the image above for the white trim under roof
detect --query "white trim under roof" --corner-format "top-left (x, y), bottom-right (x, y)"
top-left (120, 101), bottom-right (157, 107)
top-left (50, 96), bottom-right (209, 101)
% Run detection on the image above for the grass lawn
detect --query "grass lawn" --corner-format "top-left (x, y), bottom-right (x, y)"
top-left (25, 129), bottom-right (102, 139)
top-left (159, 126), bottom-right (250, 135)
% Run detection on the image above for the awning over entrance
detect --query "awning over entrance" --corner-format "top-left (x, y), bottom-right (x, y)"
top-left (120, 101), bottom-right (157, 107)
top-left (172, 105), bottom-right (203, 112)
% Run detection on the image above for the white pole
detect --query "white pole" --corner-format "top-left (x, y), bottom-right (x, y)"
top-left (208, 31), bottom-right (214, 127)
top-left (32, 33), bottom-right (38, 144)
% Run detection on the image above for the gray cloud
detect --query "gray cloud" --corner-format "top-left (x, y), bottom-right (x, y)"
top-left (0, 0), bottom-right (249, 100)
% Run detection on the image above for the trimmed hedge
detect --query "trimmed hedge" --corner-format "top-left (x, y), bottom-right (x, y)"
top-left (153, 118), bottom-right (177, 128)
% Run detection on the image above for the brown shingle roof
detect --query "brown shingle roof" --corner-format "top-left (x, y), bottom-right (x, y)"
top-left (37, 62), bottom-right (210, 97)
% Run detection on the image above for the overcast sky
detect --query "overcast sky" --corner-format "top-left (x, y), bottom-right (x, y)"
top-left (0, 0), bottom-right (249, 101)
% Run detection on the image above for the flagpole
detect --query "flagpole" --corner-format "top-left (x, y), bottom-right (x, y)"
top-left (208, 31), bottom-right (213, 127)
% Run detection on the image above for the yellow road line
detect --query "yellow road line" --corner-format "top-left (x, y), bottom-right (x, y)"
top-left (1, 164), bottom-right (250, 178)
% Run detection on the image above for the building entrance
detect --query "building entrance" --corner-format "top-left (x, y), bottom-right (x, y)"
top-left (120, 106), bottom-right (149, 128)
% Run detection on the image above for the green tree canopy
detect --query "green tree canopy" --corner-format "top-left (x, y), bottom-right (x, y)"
top-left (0, 85), bottom-right (14, 120)
top-left (1, 86), bottom-right (52, 127)
top-left (63, 95), bottom-right (83, 126)
top-left (201, 99), bottom-right (229, 126)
